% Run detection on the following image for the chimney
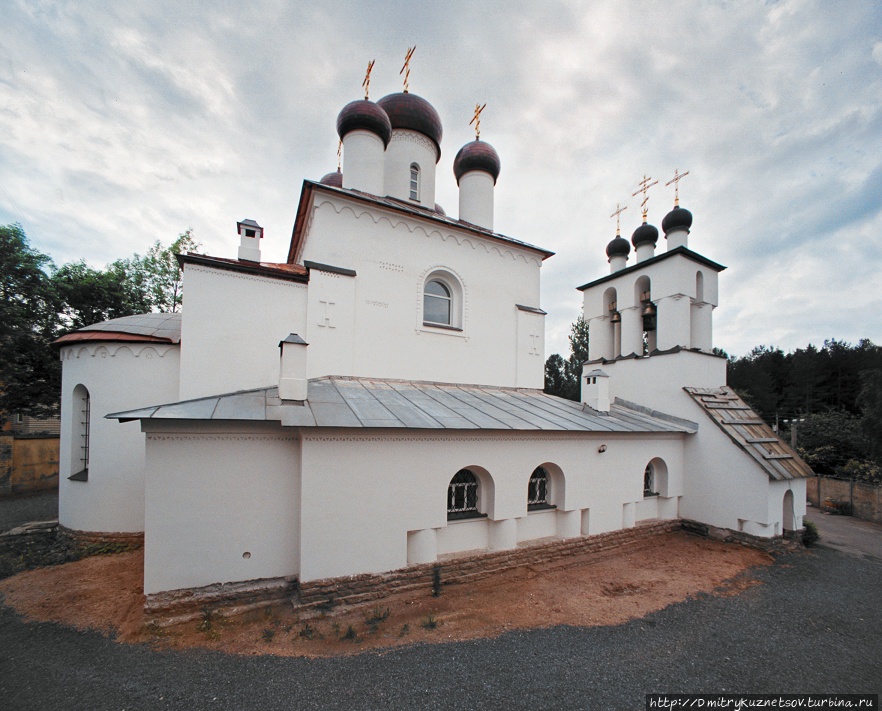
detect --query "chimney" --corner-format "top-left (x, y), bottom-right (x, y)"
top-left (582, 369), bottom-right (610, 412)
top-left (238, 219), bottom-right (263, 262)
top-left (278, 334), bottom-right (308, 401)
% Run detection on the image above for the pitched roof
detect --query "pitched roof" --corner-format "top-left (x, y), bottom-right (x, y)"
top-left (576, 246), bottom-right (726, 291)
top-left (685, 386), bottom-right (813, 481)
top-left (177, 253), bottom-right (308, 282)
top-left (110, 376), bottom-right (698, 434)
top-left (53, 312), bottom-right (183, 346)
top-left (287, 181), bottom-right (555, 265)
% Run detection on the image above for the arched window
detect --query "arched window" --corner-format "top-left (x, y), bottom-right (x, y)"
top-left (643, 462), bottom-right (656, 496)
top-left (448, 469), bottom-right (479, 520)
top-left (424, 280), bottom-right (451, 326)
top-left (409, 163), bottom-right (420, 201)
top-left (70, 384), bottom-right (90, 482)
top-left (528, 466), bottom-right (550, 509)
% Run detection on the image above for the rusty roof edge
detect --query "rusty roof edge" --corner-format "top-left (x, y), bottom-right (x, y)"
top-left (683, 386), bottom-right (813, 480)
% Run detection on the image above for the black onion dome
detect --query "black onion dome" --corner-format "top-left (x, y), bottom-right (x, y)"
top-left (453, 140), bottom-right (501, 185)
top-left (376, 92), bottom-right (443, 159)
top-left (606, 235), bottom-right (631, 259)
top-left (631, 222), bottom-right (659, 248)
top-left (662, 206), bottom-right (693, 234)
top-left (434, 203), bottom-right (446, 216)
top-left (336, 100), bottom-right (393, 147)
top-left (320, 170), bottom-right (343, 187)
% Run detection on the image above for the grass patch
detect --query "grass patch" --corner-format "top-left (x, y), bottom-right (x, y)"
top-left (420, 614), bottom-right (439, 630)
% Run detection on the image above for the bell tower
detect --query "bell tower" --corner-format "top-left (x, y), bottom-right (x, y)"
top-left (578, 172), bottom-right (726, 407)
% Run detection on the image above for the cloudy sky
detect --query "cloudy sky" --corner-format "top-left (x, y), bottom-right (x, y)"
top-left (2, 0), bottom-right (880, 358)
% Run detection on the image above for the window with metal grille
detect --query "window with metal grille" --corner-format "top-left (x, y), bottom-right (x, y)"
top-left (447, 469), bottom-right (479, 519)
top-left (643, 463), bottom-right (656, 496)
top-left (423, 279), bottom-right (451, 326)
top-left (409, 163), bottom-right (420, 201)
top-left (528, 466), bottom-right (555, 510)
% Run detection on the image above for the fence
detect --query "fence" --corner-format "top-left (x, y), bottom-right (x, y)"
top-left (806, 475), bottom-right (882, 524)
top-left (0, 433), bottom-right (60, 497)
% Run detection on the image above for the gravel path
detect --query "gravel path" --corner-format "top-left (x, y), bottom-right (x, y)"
top-left (1, 543), bottom-right (880, 710)
top-left (0, 491), bottom-right (57, 533)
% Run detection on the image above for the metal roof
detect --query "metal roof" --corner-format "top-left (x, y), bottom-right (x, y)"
top-left (110, 376), bottom-right (698, 434)
top-left (55, 312), bottom-right (183, 345)
top-left (685, 386), bottom-right (813, 481)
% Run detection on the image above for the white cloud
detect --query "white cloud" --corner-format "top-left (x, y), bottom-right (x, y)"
top-left (0, 0), bottom-right (880, 359)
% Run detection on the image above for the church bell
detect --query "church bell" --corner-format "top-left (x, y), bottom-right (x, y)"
top-left (641, 300), bottom-right (657, 332)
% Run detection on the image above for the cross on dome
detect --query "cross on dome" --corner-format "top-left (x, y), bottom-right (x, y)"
top-left (632, 174), bottom-right (659, 222)
top-left (362, 59), bottom-right (375, 99)
top-left (400, 46), bottom-right (416, 93)
top-left (610, 203), bottom-right (627, 236)
top-left (470, 103), bottom-right (487, 140)
top-left (665, 169), bottom-right (690, 207)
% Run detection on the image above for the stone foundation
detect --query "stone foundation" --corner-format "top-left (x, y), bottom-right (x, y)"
top-left (146, 519), bottom-right (681, 626)
top-left (58, 525), bottom-right (144, 547)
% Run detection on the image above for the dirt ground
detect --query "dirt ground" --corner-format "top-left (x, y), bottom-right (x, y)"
top-left (0, 531), bottom-right (773, 657)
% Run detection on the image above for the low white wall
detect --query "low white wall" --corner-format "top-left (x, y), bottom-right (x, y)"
top-left (436, 518), bottom-right (489, 556)
top-left (297, 430), bottom-right (686, 582)
top-left (516, 509), bottom-right (557, 542)
top-left (58, 342), bottom-right (180, 533)
top-left (142, 422), bottom-right (300, 595)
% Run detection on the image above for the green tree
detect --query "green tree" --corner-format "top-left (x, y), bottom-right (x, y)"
top-left (795, 411), bottom-right (866, 476)
top-left (857, 369), bottom-right (882, 462)
top-left (51, 260), bottom-right (150, 332)
top-left (116, 229), bottom-right (199, 313)
top-left (544, 316), bottom-right (590, 402)
top-left (0, 224), bottom-right (61, 420)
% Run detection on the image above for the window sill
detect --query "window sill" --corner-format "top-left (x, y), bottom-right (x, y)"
top-left (527, 503), bottom-right (557, 512)
top-left (447, 511), bottom-right (488, 522)
top-left (643, 491), bottom-right (659, 498)
top-left (422, 322), bottom-right (463, 332)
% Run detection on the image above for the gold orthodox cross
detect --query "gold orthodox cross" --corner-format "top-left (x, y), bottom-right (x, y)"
top-left (665, 169), bottom-right (690, 207)
top-left (470, 103), bottom-right (487, 139)
top-left (401, 46), bottom-right (416, 93)
top-left (632, 174), bottom-right (659, 221)
top-left (362, 59), bottom-right (375, 100)
top-left (610, 203), bottom-right (627, 236)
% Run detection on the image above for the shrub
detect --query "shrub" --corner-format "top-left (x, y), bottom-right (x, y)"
top-left (802, 520), bottom-right (820, 547)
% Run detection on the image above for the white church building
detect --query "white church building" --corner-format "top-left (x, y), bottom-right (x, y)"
top-left (54, 80), bottom-right (810, 604)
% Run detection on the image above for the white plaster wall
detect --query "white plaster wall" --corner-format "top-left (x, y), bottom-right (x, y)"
top-left (142, 421), bottom-right (300, 595)
top-left (436, 518), bottom-right (489, 555)
top-left (178, 265), bottom-right (308, 400)
top-left (58, 342), bottom-right (180, 533)
top-left (582, 256), bottom-right (719, 320)
top-left (297, 430), bottom-right (686, 582)
top-left (342, 129), bottom-right (385, 195)
top-left (299, 195), bottom-right (544, 388)
top-left (680, 423), bottom-right (778, 534)
top-left (458, 171), bottom-right (494, 230)
top-left (305, 269), bottom-right (356, 378)
top-left (769, 478), bottom-right (807, 532)
top-left (515, 509), bottom-right (557, 542)
top-left (591, 352), bottom-right (727, 412)
top-left (383, 129), bottom-right (437, 208)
